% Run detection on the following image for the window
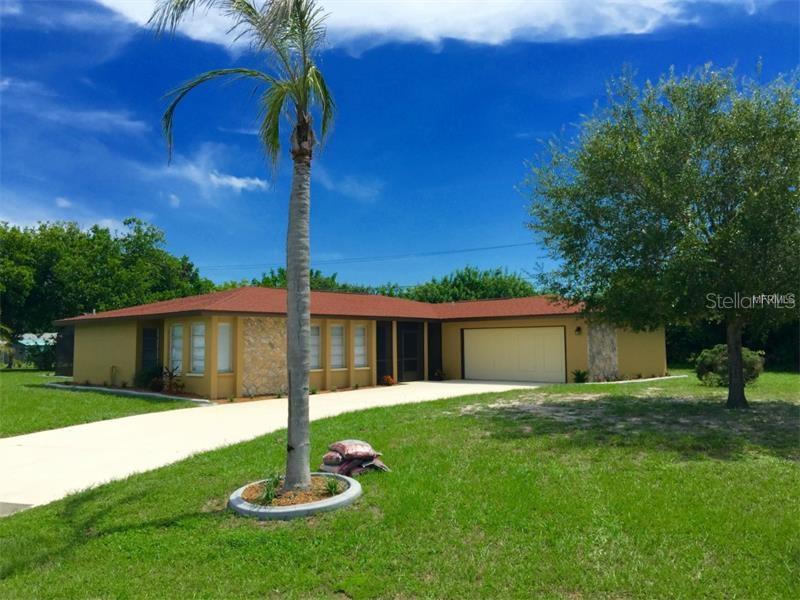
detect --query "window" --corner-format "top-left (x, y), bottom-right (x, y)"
top-left (330, 325), bottom-right (345, 369)
top-left (217, 322), bottom-right (232, 373)
top-left (310, 326), bottom-right (321, 369)
top-left (169, 324), bottom-right (183, 373)
top-left (354, 325), bottom-right (367, 367)
top-left (190, 322), bottom-right (205, 373)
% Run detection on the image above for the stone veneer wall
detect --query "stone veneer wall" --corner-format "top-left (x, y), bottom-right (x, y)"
top-left (587, 322), bottom-right (618, 381)
top-left (241, 316), bottom-right (288, 397)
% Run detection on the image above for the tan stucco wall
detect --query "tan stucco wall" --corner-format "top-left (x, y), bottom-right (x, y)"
top-left (73, 320), bottom-right (138, 386)
top-left (442, 316), bottom-right (588, 383)
top-left (616, 326), bottom-right (667, 379)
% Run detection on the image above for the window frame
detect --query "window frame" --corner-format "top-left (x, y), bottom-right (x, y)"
top-left (169, 323), bottom-right (184, 374)
top-left (353, 324), bottom-right (368, 368)
top-left (310, 325), bottom-right (322, 370)
top-left (189, 321), bottom-right (206, 375)
top-left (217, 322), bottom-right (233, 374)
top-left (329, 324), bottom-right (346, 369)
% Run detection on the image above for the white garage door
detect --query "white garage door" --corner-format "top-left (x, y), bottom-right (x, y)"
top-left (463, 327), bottom-right (566, 383)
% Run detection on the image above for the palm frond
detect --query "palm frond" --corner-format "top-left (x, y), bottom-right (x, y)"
top-left (150, 0), bottom-right (217, 35)
top-left (306, 65), bottom-right (334, 139)
top-left (258, 81), bottom-right (294, 164)
top-left (162, 67), bottom-right (274, 160)
top-left (153, 0), bottom-right (334, 160)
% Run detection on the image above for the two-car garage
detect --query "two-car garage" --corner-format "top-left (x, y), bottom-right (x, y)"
top-left (462, 326), bottom-right (566, 383)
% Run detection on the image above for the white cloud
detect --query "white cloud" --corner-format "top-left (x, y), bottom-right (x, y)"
top-left (55, 197), bottom-right (73, 208)
top-left (0, 0), bottom-right (21, 16)
top-left (209, 171), bottom-right (269, 192)
top-left (95, 0), bottom-right (774, 51)
top-left (146, 144), bottom-right (269, 196)
top-left (314, 165), bottom-right (382, 203)
top-left (2, 77), bottom-right (148, 134)
top-left (168, 193), bottom-right (181, 208)
top-left (218, 126), bottom-right (260, 136)
top-left (44, 107), bottom-right (148, 134)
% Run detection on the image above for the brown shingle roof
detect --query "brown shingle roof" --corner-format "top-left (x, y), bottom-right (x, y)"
top-left (54, 286), bottom-right (581, 325)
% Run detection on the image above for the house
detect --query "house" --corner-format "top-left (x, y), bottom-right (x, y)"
top-left (54, 287), bottom-right (667, 398)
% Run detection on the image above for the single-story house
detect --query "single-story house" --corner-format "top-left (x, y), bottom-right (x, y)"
top-left (54, 287), bottom-right (666, 399)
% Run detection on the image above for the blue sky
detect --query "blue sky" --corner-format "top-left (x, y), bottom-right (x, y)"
top-left (1, 0), bottom-right (798, 287)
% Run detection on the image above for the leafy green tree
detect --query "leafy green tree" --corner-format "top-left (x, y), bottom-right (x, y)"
top-left (154, 0), bottom-right (334, 489)
top-left (399, 267), bottom-right (536, 303)
top-left (253, 268), bottom-right (371, 293)
top-left (0, 219), bottom-right (213, 335)
top-left (528, 66), bottom-right (800, 408)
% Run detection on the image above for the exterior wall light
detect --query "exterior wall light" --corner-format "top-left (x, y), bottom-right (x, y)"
top-left (575, 326), bottom-right (582, 335)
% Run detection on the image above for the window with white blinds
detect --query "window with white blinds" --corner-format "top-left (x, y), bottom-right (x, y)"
top-left (330, 325), bottom-right (345, 368)
top-left (354, 325), bottom-right (367, 367)
top-left (217, 322), bottom-right (232, 373)
top-left (190, 322), bottom-right (205, 373)
top-left (170, 324), bottom-right (183, 373)
top-left (310, 326), bottom-right (321, 369)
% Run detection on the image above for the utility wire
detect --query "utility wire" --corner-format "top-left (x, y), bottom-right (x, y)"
top-left (198, 241), bottom-right (539, 271)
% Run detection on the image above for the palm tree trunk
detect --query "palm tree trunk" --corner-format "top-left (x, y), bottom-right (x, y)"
top-left (725, 318), bottom-right (749, 409)
top-left (283, 149), bottom-right (312, 490)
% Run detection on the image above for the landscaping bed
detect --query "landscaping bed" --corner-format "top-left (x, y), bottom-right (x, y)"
top-left (242, 475), bottom-right (341, 507)
top-left (0, 370), bottom-right (797, 597)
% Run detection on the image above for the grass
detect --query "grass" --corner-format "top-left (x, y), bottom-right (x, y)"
top-left (0, 371), bottom-right (197, 438)
top-left (0, 371), bottom-right (797, 598)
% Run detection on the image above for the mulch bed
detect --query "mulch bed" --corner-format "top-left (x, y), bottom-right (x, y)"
top-left (242, 476), bottom-right (341, 507)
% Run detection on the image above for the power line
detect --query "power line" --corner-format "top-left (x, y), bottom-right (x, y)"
top-left (198, 241), bottom-right (539, 271)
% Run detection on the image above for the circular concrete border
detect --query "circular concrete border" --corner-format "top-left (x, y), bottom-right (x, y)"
top-left (228, 472), bottom-right (362, 520)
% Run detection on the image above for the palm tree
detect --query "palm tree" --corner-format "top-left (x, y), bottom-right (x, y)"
top-left (152, 0), bottom-right (334, 490)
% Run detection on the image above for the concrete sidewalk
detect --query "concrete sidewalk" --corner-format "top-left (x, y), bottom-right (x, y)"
top-left (0, 380), bottom-right (537, 513)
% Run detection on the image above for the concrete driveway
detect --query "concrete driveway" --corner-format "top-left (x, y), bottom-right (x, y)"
top-left (0, 380), bottom-right (537, 514)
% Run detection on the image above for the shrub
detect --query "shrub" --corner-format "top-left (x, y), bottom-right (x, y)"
top-left (381, 375), bottom-right (396, 386)
top-left (431, 369), bottom-right (446, 381)
top-left (695, 344), bottom-right (764, 387)
top-left (27, 346), bottom-right (56, 370)
top-left (162, 366), bottom-right (184, 393)
top-left (571, 369), bottom-right (589, 383)
top-left (134, 365), bottom-right (163, 389)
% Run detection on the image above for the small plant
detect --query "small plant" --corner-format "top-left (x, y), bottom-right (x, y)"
top-left (227, 396), bottom-right (235, 403)
top-left (259, 472), bottom-right (283, 505)
top-left (324, 477), bottom-right (340, 496)
top-left (432, 369), bottom-right (446, 381)
top-left (571, 369), bottom-right (589, 383)
top-left (161, 366), bottom-right (184, 393)
top-left (121, 381), bottom-right (128, 388)
top-left (331, 386), bottom-right (338, 392)
top-left (353, 383), bottom-right (359, 390)
top-left (695, 344), bottom-right (764, 387)
top-left (381, 374), bottom-right (396, 386)
top-left (310, 387), bottom-right (318, 395)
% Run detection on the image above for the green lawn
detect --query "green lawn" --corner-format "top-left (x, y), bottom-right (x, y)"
top-left (0, 371), bottom-right (197, 437)
top-left (0, 372), bottom-right (798, 598)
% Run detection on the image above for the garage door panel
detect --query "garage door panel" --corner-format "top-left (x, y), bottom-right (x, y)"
top-left (464, 327), bottom-right (565, 383)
